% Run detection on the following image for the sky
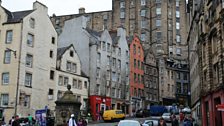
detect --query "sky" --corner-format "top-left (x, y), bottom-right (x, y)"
top-left (2, 0), bottom-right (112, 16)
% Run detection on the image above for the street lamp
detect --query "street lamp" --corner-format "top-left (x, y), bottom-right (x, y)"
top-left (6, 48), bottom-right (19, 116)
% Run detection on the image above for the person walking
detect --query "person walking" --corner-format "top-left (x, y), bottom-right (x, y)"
top-left (68, 114), bottom-right (77, 126)
top-left (158, 117), bottom-right (167, 126)
top-left (9, 116), bottom-right (15, 126)
top-left (12, 115), bottom-right (20, 126)
top-left (171, 115), bottom-right (179, 126)
top-left (28, 114), bottom-right (33, 126)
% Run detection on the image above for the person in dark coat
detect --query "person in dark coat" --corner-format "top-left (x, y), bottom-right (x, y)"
top-left (12, 115), bottom-right (20, 126)
top-left (172, 115), bottom-right (179, 126)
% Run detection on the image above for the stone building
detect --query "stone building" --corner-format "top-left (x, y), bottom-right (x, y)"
top-left (56, 44), bottom-right (89, 115)
top-left (128, 34), bottom-right (144, 115)
top-left (112, 0), bottom-right (189, 104)
top-left (57, 16), bottom-right (130, 120)
top-left (0, 1), bottom-right (57, 121)
top-left (187, 0), bottom-right (202, 125)
top-left (187, 0), bottom-right (224, 125)
top-left (144, 48), bottom-right (159, 108)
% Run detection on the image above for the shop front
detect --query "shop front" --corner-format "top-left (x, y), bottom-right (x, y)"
top-left (89, 95), bottom-right (111, 121)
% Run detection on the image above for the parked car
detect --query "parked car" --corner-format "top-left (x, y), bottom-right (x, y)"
top-left (162, 113), bottom-right (171, 122)
top-left (118, 120), bottom-right (142, 126)
top-left (135, 109), bottom-right (150, 118)
top-left (143, 119), bottom-right (159, 126)
top-left (103, 110), bottom-right (125, 122)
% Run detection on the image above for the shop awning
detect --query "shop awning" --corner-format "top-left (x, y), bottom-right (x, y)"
top-left (216, 104), bottom-right (224, 111)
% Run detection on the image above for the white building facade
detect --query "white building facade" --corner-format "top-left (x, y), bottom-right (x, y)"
top-left (0, 1), bottom-right (57, 121)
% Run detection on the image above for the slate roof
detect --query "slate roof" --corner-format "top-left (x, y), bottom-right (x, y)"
top-left (85, 27), bottom-right (102, 38)
top-left (109, 31), bottom-right (120, 45)
top-left (57, 45), bottom-right (71, 60)
top-left (2, 7), bottom-right (34, 24)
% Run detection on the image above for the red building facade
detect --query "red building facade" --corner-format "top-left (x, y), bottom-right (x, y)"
top-left (129, 34), bottom-right (144, 114)
top-left (89, 95), bottom-right (111, 121)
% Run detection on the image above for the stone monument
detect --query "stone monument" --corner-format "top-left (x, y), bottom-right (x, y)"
top-left (55, 85), bottom-right (81, 126)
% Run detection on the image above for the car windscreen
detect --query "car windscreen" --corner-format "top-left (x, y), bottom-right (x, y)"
top-left (119, 122), bottom-right (140, 126)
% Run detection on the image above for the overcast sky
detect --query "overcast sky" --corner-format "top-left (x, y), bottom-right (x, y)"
top-left (2, 0), bottom-right (112, 16)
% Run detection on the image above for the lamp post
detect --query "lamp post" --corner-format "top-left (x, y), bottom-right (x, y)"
top-left (6, 48), bottom-right (19, 116)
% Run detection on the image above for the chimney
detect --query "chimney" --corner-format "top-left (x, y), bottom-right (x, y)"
top-left (79, 7), bottom-right (85, 14)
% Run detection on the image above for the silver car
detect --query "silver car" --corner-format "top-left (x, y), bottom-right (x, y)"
top-left (162, 113), bottom-right (171, 122)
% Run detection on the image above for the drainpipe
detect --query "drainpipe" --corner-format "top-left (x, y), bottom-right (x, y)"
top-left (14, 20), bottom-right (23, 116)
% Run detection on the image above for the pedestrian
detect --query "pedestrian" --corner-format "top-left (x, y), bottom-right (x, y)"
top-left (82, 118), bottom-right (87, 126)
top-left (171, 115), bottom-right (179, 126)
top-left (183, 116), bottom-right (192, 126)
top-left (28, 114), bottom-right (33, 126)
top-left (77, 119), bottom-right (83, 126)
top-left (12, 115), bottom-right (20, 126)
top-left (68, 114), bottom-right (77, 126)
top-left (9, 116), bottom-right (15, 126)
top-left (158, 117), bottom-right (167, 126)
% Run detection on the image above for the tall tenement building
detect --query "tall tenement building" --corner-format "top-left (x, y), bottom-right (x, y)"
top-left (112, 0), bottom-right (189, 105)
top-left (51, 0), bottom-right (189, 106)
top-left (187, 0), bottom-right (224, 125)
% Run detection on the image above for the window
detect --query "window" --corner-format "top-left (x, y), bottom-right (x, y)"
top-left (67, 61), bottom-right (77, 73)
top-left (107, 56), bottom-right (110, 66)
top-left (134, 59), bottom-right (137, 68)
top-left (138, 60), bottom-right (140, 69)
top-left (126, 50), bottom-right (129, 59)
top-left (4, 50), bottom-right (11, 64)
top-left (176, 22), bottom-right (180, 29)
top-left (183, 73), bottom-right (188, 80)
top-left (133, 44), bottom-right (136, 54)
top-left (50, 50), bottom-right (53, 58)
top-left (141, 20), bottom-right (146, 28)
top-left (176, 11), bottom-right (180, 18)
top-left (106, 70), bottom-right (110, 79)
top-left (50, 70), bottom-right (55, 80)
top-left (176, 72), bottom-right (181, 79)
top-left (78, 80), bottom-right (82, 89)
top-left (141, 33), bottom-right (146, 41)
top-left (112, 58), bottom-right (116, 67)
top-left (84, 81), bottom-right (87, 89)
top-left (156, 8), bottom-right (161, 15)
top-left (58, 76), bottom-right (63, 86)
top-left (120, 2), bottom-right (125, 8)
top-left (141, 0), bottom-right (146, 6)
top-left (25, 73), bottom-right (32, 87)
top-left (176, 1), bottom-right (179, 7)
top-left (141, 10), bottom-right (146, 17)
top-left (120, 11), bottom-right (125, 19)
top-left (176, 35), bottom-right (181, 43)
top-left (96, 68), bottom-right (100, 78)
top-left (6, 30), bottom-right (13, 43)
top-left (48, 89), bottom-right (54, 95)
top-left (117, 73), bottom-right (120, 82)
top-left (176, 48), bottom-right (181, 56)
top-left (64, 77), bottom-right (69, 86)
top-left (118, 60), bottom-right (121, 69)
top-left (118, 48), bottom-right (121, 56)
top-left (27, 33), bottom-right (34, 47)
top-left (29, 18), bottom-right (35, 28)
top-left (156, 19), bottom-right (161, 27)
top-left (156, 0), bottom-right (161, 3)
top-left (134, 73), bottom-right (137, 82)
top-left (103, 41), bottom-right (106, 51)
top-left (112, 88), bottom-right (115, 97)
top-left (2, 72), bottom-right (9, 85)
top-left (168, 84), bottom-right (170, 91)
top-left (97, 53), bottom-right (101, 64)
top-left (1, 94), bottom-right (9, 106)
top-left (107, 43), bottom-right (111, 52)
top-left (73, 79), bottom-right (78, 88)
top-left (51, 37), bottom-right (55, 44)
top-left (156, 32), bottom-right (162, 41)
top-left (112, 72), bottom-right (116, 81)
top-left (23, 95), bottom-right (30, 108)
top-left (96, 84), bottom-right (100, 95)
top-left (26, 54), bottom-right (33, 67)
top-left (70, 50), bottom-right (74, 57)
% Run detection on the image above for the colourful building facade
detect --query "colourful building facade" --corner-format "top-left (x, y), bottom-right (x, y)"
top-left (129, 34), bottom-right (144, 115)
